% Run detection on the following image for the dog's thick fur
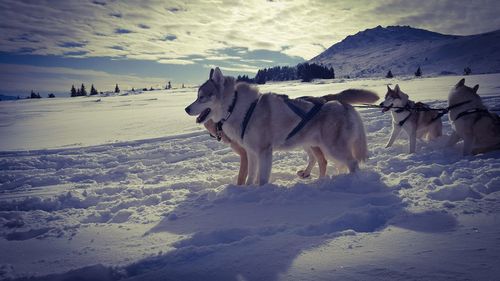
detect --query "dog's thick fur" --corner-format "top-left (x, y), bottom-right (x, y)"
top-left (204, 120), bottom-right (327, 184)
top-left (381, 84), bottom-right (443, 153)
top-left (448, 78), bottom-right (500, 155)
top-left (186, 67), bottom-right (378, 185)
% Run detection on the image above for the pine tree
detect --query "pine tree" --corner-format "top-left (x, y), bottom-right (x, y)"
top-left (48, 93), bottom-right (55, 98)
top-left (115, 84), bottom-right (120, 93)
top-left (415, 66), bottom-right (422, 77)
top-left (70, 85), bottom-right (77, 97)
top-left (168, 81), bottom-right (171, 89)
top-left (90, 84), bottom-right (98, 95)
top-left (150, 86), bottom-right (154, 91)
top-left (131, 87), bottom-right (135, 92)
top-left (464, 67), bottom-right (472, 75)
top-left (386, 70), bottom-right (394, 78)
top-left (80, 83), bottom-right (87, 96)
top-left (77, 88), bottom-right (81, 96)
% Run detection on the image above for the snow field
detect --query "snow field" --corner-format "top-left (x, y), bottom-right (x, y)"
top-left (0, 73), bottom-right (499, 280)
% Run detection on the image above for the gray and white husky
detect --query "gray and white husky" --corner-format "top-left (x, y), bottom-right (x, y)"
top-left (380, 84), bottom-right (442, 153)
top-left (185, 67), bottom-right (378, 185)
top-left (448, 78), bottom-right (500, 155)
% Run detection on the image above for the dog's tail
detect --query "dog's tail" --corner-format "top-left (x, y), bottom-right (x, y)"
top-left (351, 110), bottom-right (369, 163)
top-left (323, 89), bottom-right (379, 104)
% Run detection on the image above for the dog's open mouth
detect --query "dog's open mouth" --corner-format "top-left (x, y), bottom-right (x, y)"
top-left (196, 108), bottom-right (211, 123)
top-left (382, 103), bottom-right (393, 113)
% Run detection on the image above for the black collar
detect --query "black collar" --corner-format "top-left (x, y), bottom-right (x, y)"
top-left (454, 108), bottom-right (490, 121)
top-left (448, 100), bottom-right (471, 111)
top-left (395, 101), bottom-right (412, 113)
top-left (221, 90), bottom-right (238, 123)
top-left (212, 91), bottom-right (238, 142)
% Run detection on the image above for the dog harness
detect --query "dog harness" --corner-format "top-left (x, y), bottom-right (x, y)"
top-left (240, 97), bottom-right (260, 139)
top-left (240, 95), bottom-right (324, 140)
top-left (428, 100), bottom-right (472, 123)
top-left (454, 108), bottom-right (491, 122)
top-left (394, 101), bottom-right (417, 127)
top-left (282, 97), bottom-right (324, 140)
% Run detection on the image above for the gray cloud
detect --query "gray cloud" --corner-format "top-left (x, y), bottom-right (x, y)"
top-left (374, 0), bottom-right (500, 35)
top-left (0, 0), bottom-right (498, 65)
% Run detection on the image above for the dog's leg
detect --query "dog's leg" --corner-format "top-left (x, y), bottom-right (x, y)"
top-left (447, 130), bottom-right (460, 146)
top-left (462, 134), bottom-right (474, 156)
top-left (257, 147), bottom-right (273, 185)
top-left (246, 151), bottom-right (258, 185)
top-left (297, 147), bottom-right (316, 178)
top-left (312, 146), bottom-right (327, 178)
top-left (231, 143), bottom-right (248, 185)
top-left (323, 146), bottom-right (358, 174)
top-left (385, 125), bottom-right (402, 148)
top-left (409, 127), bottom-right (417, 153)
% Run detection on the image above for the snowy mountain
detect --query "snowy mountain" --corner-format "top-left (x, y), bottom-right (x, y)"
top-left (310, 25), bottom-right (500, 78)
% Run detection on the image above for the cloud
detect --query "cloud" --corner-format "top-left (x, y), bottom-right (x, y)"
top-left (0, 0), bottom-right (498, 66)
top-left (157, 58), bottom-right (194, 65)
top-left (373, 0), bottom-right (500, 35)
top-left (58, 42), bottom-right (86, 48)
top-left (115, 28), bottom-right (133, 34)
top-left (163, 34), bottom-right (177, 41)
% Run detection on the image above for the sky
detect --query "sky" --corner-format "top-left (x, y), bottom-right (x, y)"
top-left (0, 0), bottom-right (499, 96)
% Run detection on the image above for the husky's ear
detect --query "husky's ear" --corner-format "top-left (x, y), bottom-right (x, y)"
top-left (472, 84), bottom-right (479, 93)
top-left (387, 85), bottom-right (392, 91)
top-left (212, 67), bottom-right (224, 87)
top-left (394, 84), bottom-right (400, 92)
top-left (456, 78), bottom-right (465, 88)
top-left (209, 68), bottom-right (214, 80)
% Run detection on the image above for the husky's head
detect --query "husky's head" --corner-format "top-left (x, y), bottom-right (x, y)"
top-left (185, 67), bottom-right (233, 123)
top-left (450, 78), bottom-right (480, 100)
top-left (380, 84), bottom-right (409, 112)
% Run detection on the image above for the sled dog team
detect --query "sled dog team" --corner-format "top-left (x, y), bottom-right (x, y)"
top-left (185, 67), bottom-right (500, 185)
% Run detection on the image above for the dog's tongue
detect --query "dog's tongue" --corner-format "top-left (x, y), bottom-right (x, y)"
top-left (196, 108), bottom-right (211, 123)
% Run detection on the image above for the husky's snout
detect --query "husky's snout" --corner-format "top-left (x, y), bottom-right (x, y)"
top-left (185, 106), bottom-right (191, 114)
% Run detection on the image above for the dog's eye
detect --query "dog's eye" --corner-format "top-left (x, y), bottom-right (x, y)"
top-left (198, 94), bottom-right (212, 103)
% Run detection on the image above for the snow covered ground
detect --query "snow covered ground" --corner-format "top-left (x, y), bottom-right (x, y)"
top-left (1, 73), bottom-right (500, 280)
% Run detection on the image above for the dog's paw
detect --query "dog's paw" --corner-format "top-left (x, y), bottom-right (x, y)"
top-left (297, 170), bottom-right (311, 179)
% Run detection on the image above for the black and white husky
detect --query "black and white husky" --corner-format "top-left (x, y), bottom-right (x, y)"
top-left (448, 78), bottom-right (500, 155)
top-left (381, 84), bottom-right (442, 153)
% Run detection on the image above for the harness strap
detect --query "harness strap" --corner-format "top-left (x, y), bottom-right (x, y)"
top-left (398, 112), bottom-right (412, 126)
top-left (448, 100), bottom-right (471, 111)
top-left (454, 109), bottom-right (490, 121)
top-left (286, 102), bottom-right (323, 140)
top-left (394, 106), bottom-right (408, 113)
top-left (428, 100), bottom-right (473, 123)
top-left (240, 97), bottom-right (259, 139)
top-left (284, 99), bottom-right (307, 119)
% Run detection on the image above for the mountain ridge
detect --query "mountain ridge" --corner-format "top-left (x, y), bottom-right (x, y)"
top-left (309, 25), bottom-right (500, 77)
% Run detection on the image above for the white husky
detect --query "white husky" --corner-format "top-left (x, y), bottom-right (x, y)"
top-left (448, 78), bottom-right (500, 155)
top-left (185, 67), bottom-right (378, 185)
top-left (380, 84), bottom-right (442, 153)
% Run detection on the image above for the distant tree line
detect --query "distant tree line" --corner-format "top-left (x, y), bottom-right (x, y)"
top-left (71, 84), bottom-right (99, 97)
top-left (385, 65), bottom-right (473, 79)
top-left (238, 63), bottom-right (335, 84)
